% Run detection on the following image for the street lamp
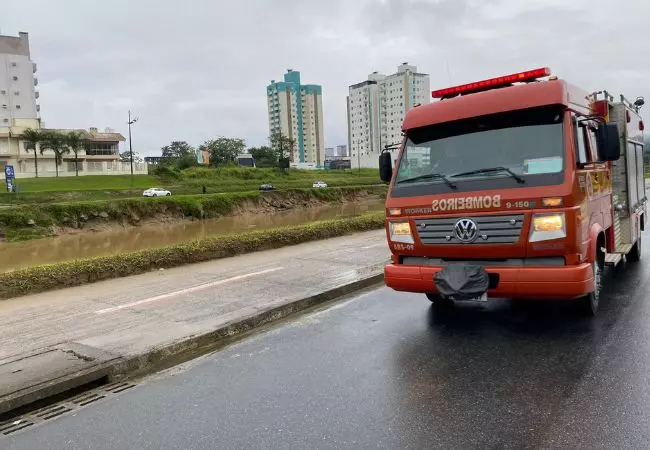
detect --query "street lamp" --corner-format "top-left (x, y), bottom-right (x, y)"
top-left (127, 110), bottom-right (138, 179)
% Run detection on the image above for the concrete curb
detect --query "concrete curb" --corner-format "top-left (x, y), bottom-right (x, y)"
top-left (0, 270), bottom-right (385, 417)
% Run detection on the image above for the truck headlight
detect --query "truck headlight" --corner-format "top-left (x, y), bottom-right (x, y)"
top-left (389, 221), bottom-right (414, 244)
top-left (530, 213), bottom-right (566, 242)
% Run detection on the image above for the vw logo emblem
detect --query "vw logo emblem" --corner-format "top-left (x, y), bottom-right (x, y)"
top-left (454, 218), bottom-right (479, 243)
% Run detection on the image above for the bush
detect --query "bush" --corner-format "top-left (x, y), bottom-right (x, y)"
top-left (151, 164), bottom-right (183, 179)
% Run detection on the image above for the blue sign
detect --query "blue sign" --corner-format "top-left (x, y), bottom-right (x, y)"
top-left (4, 164), bottom-right (15, 192)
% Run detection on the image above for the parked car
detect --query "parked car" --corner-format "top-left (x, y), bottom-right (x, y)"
top-left (143, 187), bottom-right (171, 197)
top-left (259, 184), bottom-right (275, 191)
top-left (312, 181), bottom-right (328, 188)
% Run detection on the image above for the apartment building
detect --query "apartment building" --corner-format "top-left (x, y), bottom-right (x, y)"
top-left (347, 63), bottom-right (430, 168)
top-left (0, 32), bottom-right (40, 126)
top-left (267, 69), bottom-right (325, 166)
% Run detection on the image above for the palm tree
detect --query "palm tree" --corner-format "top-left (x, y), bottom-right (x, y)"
top-left (21, 128), bottom-right (42, 178)
top-left (64, 130), bottom-right (89, 176)
top-left (39, 130), bottom-right (69, 177)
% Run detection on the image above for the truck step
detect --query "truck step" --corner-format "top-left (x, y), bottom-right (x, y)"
top-left (605, 253), bottom-right (623, 266)
top-left (616, 244), bottom-right (634, 254)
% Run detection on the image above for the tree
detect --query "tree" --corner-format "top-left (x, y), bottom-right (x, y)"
top-left (21, 128), bottom-right (42, 178)
top-left (119, 151), bottom-right (143, 163)
top-left (248, 146), bottom-right (276, 168)
top-left (160, 141), bottom-right (196, 169)
top-left (39, 130), bottom-right (69, 177)
top-left (161, 141), bottom-right (194, 159)
top-left (269, 132), bottom-right (296, 170)
top-left (203, 137), bottom-right (246, 167)
top-left (64, 130), bottom-right (90, 176)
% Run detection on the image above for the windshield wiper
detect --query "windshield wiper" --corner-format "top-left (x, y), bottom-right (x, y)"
top-left (451, 166), bottom-right (525, 184)
top-left (397, 173), bottom-right (457, 189)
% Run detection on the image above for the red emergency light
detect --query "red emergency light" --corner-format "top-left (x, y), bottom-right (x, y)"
top-left (431, 67), bottom-right (552, 99)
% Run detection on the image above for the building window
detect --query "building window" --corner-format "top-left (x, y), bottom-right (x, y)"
top-left (15, 105), bottom-right (21, 110)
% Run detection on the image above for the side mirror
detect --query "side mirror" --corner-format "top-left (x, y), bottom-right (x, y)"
top-left (379, 152), bottom-right (393, 183)
top-left (595, 123), bottom-right (620, 161)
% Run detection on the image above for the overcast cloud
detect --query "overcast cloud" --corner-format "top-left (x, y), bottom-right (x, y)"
top-left (4, 0), bottom-right (650, 156)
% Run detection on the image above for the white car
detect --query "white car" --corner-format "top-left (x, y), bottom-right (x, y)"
top-left (143, 187), bottom-right (171, 197)
top-left (312, 181), bottom-right (328, 188)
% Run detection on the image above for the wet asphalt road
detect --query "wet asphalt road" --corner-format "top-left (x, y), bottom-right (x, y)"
top-left (5, 234), bottom-right (650, 449)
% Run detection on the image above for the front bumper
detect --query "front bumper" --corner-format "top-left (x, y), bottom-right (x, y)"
top-left (384, 262), bottom-right (594, 300)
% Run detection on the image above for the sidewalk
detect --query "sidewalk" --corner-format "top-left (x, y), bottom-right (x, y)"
top-left (0, 230), bottom-right (389, 415)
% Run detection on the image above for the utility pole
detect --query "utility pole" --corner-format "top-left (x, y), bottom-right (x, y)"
top-left (127, 110), bottom-right (138, 183)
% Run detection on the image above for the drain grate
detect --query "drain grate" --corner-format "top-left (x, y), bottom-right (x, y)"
top-left (0, 379), bottom-right (138, 439)
top-left (0, 418), bottom-right (34, 436)
top-left (32, 404), bottom-right (73, 421)
top-left (103, 381), bottom-right (136, 394)
top-left (69, 392), bottom-right (106, 407)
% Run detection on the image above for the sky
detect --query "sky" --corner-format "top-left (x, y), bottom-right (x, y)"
top-left (4, 0), bottom-right (650, 156)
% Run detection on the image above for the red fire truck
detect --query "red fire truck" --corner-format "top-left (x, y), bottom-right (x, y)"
top-left (379, 67), bottom-right (646, 315)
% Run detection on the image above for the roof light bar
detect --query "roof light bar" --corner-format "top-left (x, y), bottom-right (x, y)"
top-left (431, 67), bottom-right (552, 99)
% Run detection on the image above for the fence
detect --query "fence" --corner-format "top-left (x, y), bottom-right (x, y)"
top-left (0, 161), bottom-right (149, 179)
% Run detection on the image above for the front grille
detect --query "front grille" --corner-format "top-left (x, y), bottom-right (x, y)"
top-left (414, 214), bottom-right (525, 245)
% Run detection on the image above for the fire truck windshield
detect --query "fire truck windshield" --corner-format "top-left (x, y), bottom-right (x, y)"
top-left (392, 105), bottom-right (565, 197)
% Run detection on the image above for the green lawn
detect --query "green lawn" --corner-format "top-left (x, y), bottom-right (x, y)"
top-left (1, 168), bottom-right (382, 205)
top-left (11, 175), bottom-right (158, 192)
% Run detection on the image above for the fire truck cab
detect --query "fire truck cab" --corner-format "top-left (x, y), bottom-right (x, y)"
top-left (379, 68), bottom-right (646, 316)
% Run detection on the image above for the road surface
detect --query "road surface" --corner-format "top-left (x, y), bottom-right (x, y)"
top-left (4, 237), bottom-right (650, 449)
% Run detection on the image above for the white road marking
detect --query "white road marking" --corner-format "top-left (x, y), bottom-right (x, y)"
top-left (95, 267), bottom-right (285, 314)
top-left (361, 243), bottom-right (385, 249)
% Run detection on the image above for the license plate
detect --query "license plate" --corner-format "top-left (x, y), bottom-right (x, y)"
top-left (448, 292), bottom-right (488, 302)
top-left (474, 293), bottom-right (488, 302)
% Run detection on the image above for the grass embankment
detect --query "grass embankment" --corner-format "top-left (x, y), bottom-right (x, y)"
top-left (1, 168), bottom-right (381, 204)
top-left (0, 212), bottom-right (386, 300)
top-left (0, 185), bottom-right (388, 242)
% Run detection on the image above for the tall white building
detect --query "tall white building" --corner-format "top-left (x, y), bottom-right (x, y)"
top-left (347, 63), bottom-right (430, 168)
top-left (267, 69), bottom-right (325, 167)
top-left (0, 32), bottom-right (40, 126)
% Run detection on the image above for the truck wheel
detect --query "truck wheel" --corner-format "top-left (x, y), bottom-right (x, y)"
top-left (628, 234), bottom-right (642, 262)
top-left (426, 294), bottom-right (454, 309)
top-left (577, 256), bottom-right (604, 316)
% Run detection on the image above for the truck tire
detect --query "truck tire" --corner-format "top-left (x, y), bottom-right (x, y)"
top-left (577, 254), bottom-right (604, 316)
top-left (426, 293), bottom-right (454, 309)
top-left (628, 234), bottom-right (641, 262)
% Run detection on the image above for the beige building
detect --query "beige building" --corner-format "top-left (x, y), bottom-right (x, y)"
top-left (0, 121), bottom-right (146, 178)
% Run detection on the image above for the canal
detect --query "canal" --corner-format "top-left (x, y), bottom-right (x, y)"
top-left (0, 199), bottom-right (385, 272)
